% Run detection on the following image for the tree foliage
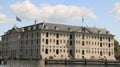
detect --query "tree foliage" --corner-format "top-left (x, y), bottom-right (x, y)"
top-left (114, 39), bottom-right (119, 46)
top-left (0, 40), bottom-right (1, 45)
top-left (114, 39), bottom-right (119, 55)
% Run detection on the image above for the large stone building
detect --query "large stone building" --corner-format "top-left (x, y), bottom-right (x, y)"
top-left (0, 22), bottom-right (115, 60)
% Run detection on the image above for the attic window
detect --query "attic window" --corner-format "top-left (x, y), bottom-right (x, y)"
top-left (39, 25), bottom-right (41, 29)
top-left (106, 31), bottom-right (109, 34)
top-left (68, 27), bottom-right (72, 31)
top-left (33, 26), bottom-right (36, 30)
top-left (81, 28), bottom-right (85, 33)
top-left (98, 30), bottom-right (101, 34)
top-left (44, 25), bottom-right (48, 29)
top-left (28, 27), bottom-right (31, 31)
top-left (55, 26), bottom-right (59, 30)
top-left (22, 28), bottom-right (24, 32)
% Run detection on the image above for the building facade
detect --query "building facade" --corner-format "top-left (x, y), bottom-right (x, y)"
top-left (0, 22), bottom-right (115, 60)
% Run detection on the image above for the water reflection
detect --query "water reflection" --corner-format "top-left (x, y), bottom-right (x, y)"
top-left (0, 60), bottom-right (119, 67)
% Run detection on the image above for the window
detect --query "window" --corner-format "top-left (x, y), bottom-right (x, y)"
top-left (33, 26), bottom-right (36, 30)
top-left (64, 40), bottom-right (65, 44)
top-left (56, 40), bottom-right (59, 45)
top-left (100, 43), bottom-right (102, 47)
top-left (44, 25), bottom-right (48, 29)
top-left (53, 49), bottom-right (55, 53)
top-left (108, 37), bottom-right (111, 42)
top-left (50, 49), bottom-right (51, 53)
top-left (37, 32), bottom-right (39, 37)
top-left (56, 33), bottom-right (59, 38)
top-left (70, 34), bottom-right (72, 39)
top-left (98, 30), bottom-right (101, 34)
top-left (42, 39), bottom-right (44, 42)
top-left (56, 49), bottom-right (59, 54)
top-left (70, 50), bottom-right (72, 55)
top-left (55, 26), bottom-right (59, 30)
top-left (37, 39), bottom-right (39, 44)
top-left (46, 32), bottom-right (48, 37)
top-left (42, 48), bottom-right (44, 52)
top-left (70, 41), bottom-right (72, 46)
top-left (100, 37), bottom-right (102, 41)
top-left (31, 40), bottom-right (33, 45)
top-left (82, 50), bottom-right (84, 55)
top-left (63, 49), bottom-right (65, 53)
top-left (26, 34), bottom-right (28, 39)
top-left (31, 49), bottom-right (33, 55)
top-left (53, 39), bottom-right (55, 43)
top-left (100, 51), bottom-right (102, 56)
top-left (36, 49), bottom-right (38, 54)
top-left (108, 43), bottom-right (110, 47)
top-left (60, 40), bottom-right (62, 43)
top-left (82, 41), bottom-right (84, 46)
top-left (45, 49), bottom-right (48, 54)
top-left (109, 52), bottom-right (111, 56)
top-left (68, 27), bottom-right (72, 31)
top-left (31, 33), bottom-right (33, 38)
top-left (46, 39), bottom-right (48, 44)
top-left (60, 49), bottom-right (62, 53)
top-left (26, 40), bottom-right (28, 45)
top-left (82, 34), bottom-right (84, 39)
top-left (76, 50), bottom-right (78, 53)
top-left (26, 49), bottom-right (28, 54)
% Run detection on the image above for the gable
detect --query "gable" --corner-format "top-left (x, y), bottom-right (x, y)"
top-left (78, 27), bottom-right (92, 33)
top-left (9, 27), bottom-right (19, 34)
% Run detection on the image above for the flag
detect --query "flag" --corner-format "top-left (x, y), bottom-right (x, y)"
top-left (82, 17), bottom-right (84, 23)
top-left (16, 16), bottom-right (22, 22)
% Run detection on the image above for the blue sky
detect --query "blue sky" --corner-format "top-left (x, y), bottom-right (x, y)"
top-left (0, 0), bottom-right (120, 42)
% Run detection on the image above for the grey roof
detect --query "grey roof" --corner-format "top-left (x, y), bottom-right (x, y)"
top-left (41, 22), bottom-right (111, 35)
top-left (4, 22), bottom-right (113, 35)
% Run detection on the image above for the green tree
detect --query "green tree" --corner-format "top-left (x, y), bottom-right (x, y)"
top-left (114, 39), bottom-right (119, 56)
top-left (0, 40), bottom-right (1, 45)
top-left (114, 39), bottom-right (119, 46)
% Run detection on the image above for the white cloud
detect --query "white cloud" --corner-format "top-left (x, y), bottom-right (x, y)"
top-left (10, 0), bottom-right (96, 23)
top-left (0, 13), bottom-right (16, 25)
top-left (111, 2), bottom-right (120, 21)
top-left (0, 5), bottom-right (16, 25)
top-left (0, 6), bottom-right (3, 10)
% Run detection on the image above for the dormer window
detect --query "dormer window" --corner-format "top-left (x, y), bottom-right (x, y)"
top-left (28, 27), bottom-right (31, 31)
top-left (55, 26), bottom-right (59, 30)
top-left (68, 27), bottom-right (72, 31)
top-left (81, 28), bottom-right (85, 33)
top-left (33, 26), bottom-right (36, 30)
top-left (39, 25), bottom-right (41, 29)
top-left (106, 31), bottom-right (109, 34)
top-left (98, 30), bottom-right (101, 34)
top-left (44, 25), bottom-right (48, 29)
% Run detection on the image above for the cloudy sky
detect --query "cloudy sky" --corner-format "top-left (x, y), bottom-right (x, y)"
top-left (0, 0), bottom-right (120, 42)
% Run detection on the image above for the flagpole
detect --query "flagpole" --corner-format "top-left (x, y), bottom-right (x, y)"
top-left (82, 17), bottom-right (84, 26)
top-left (34, 19), bottom-right (37, 24)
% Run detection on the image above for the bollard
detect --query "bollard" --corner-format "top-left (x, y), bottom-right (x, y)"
top-left (65, 58), bottom-right (67, 65)
top-left (3, 60), bottom-right (7, 64)
top-left (84, 59), bottom-right (87, 65)
top-left (45, 58), bottom-right (48, 65)
top-left (0, 59), bottom-right (1, 64)
top-left (104, 59), bottom-right (108, 66)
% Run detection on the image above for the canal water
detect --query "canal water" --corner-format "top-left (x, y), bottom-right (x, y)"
top-left (0, 60), bottom-right (119, 67)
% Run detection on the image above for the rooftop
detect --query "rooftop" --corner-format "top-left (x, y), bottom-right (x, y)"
top-left (4, 22), bottom-right (113, 36)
